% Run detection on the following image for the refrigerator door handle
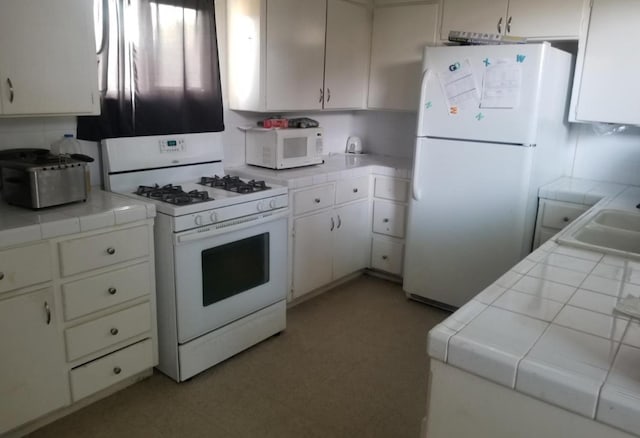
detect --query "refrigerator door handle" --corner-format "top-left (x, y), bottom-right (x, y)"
top-left (412, 141), bottom-right (422, 201)
top-left (416, 68), bottom-right (430, 137)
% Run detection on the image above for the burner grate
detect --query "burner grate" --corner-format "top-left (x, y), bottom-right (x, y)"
top-left (135, 184), bottom-right (212, 205)
top-left (199, 175), bottom-right (270, 193)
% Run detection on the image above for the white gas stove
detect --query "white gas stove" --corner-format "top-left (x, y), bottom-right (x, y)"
top-left (102, 133), bottom-right (288, 382)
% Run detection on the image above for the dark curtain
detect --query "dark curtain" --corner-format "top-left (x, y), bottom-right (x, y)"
top-left (78, 0), bottom-right (224, 141)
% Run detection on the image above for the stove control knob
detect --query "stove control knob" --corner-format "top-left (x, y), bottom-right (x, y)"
top-left (269, 199), bottom-right (277, 209)
top-left (209, 212), bottom-right (218, 223)
top-left (257, 201), bottom-right (267, 212)
top-left (194, 215), bottom-right (203, 226)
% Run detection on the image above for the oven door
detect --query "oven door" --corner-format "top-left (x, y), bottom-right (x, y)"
top-left (173, 212), bottom-right (287, 344)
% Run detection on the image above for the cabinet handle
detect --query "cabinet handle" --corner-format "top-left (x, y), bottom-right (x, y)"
top-left (382, 255), bottom-right (388, 260)
top-left (113, 366), bottom-right (122, 375)
top-left (337, 215), bottom-right (342, 229)
top-left (0, 272), bottom-right (4, 280)
top-left (563, 217), bottom-right (570, 223)
top-left (327, 88), bottom-right (331, 103)
top-left (44, 301), bottom-right (51, 325)
top-left (383, 218), bottom-right (390, 223)
top-left (330, 217), bottom-right (335, 231)
top-left (6, 78), bottom-right (14, 103)
top-left (314, 198), bottom-right (321, 204)
top-left (107, 247), bottom-right (116, 255)
top-left (507, 16), bottom-right (512, 33)
top-left (110, 327), bottom-right (119, 336)
top-left (353, 188), bottom-right (358, 193)
top-left (319, 88), bottom-right (324, 104)
top-left (497, 17), bottom-right (503, 34)
top-left (108, 287), bottom-right (117, 295)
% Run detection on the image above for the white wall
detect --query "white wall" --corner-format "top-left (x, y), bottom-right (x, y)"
top-left (570, 124), bottom-right (640, 185)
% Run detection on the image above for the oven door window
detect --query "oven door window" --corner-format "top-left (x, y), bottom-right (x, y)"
top-left (201, 233), bottom-right (270, 306)
top-left (282, 137), bottom-right (307, 159)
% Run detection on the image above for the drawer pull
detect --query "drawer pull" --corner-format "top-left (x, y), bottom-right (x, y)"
top-left (337, 215), bottom-right (342, 229)
top-left (330, 217), bottom-right (335, 231)
top-left (0, 272), bottom-right (4, 280)
top-left (110, 327), bottom-right (119, 336)
top-left (108, 287), bottom-right (117, 295)
top-left (44, 301), bottom-right (51, 325)
top-left (383, 218), bottom-right (390, 223)
top-left (113, 366), bottom-right (122, 375)
top-left (107, 247), bottom-right (116, 255)
top-left (353, 188), bottom-right (358, 193)
top-left (563, 217), bottom-right (570, 223)
top-left (382, 255), bottom-right (388, 260)
top-left (314, 198), bottom-right (321, 204)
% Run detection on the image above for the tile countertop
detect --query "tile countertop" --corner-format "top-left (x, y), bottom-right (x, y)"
top-left (0, 190), bottom-right (156, 248)
top-left (226, 153), bottom-right (412, 188)
top-left (539, 176), bottom-right (627, 205)
top-left (428, 185), bottom-right (640, 437)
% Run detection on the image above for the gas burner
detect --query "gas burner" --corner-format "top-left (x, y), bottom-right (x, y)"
top-left (199, 175), bottom-right (271, 193)
top-left (135, 185), bottom-right (212, 205)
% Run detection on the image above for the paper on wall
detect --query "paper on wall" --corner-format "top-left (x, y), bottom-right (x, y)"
top-left (437, 59), bottom-right (480, 114)
top-left (480, 59), bottom-right (522, 109)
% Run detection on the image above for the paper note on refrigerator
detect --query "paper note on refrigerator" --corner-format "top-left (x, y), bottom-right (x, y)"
top-left (480, 59), bottom-right (522, 109)
top-left (437, 59), bottom-right (480, 113)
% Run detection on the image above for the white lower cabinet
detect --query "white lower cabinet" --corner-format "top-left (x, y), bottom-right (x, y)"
top-left (0, 219), bottom-right (156, 435)
top-left (533, 199), bottom-right (589, 249)
top-left (0, 288), bottom-right (69, 435)
top-left (370, 175), bottom-right (408, 277)
top-left (291, 181), bottom-right (370, 299)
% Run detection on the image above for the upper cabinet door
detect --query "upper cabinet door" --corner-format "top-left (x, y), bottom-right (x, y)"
top-left (0, 0), bottom-right (99, 116)
top-left (571, 0), bottom-right (640, 125)
top-left (266, 0), bottom-right (327, 111)
top-left (506, 0), bottom-right (587, 39)
top-left (440, 0), bottom-right (508, 40)
top-left (324, 0), bottom-right (371, 110)
top-left (368, 3), bottom-right (438, 111)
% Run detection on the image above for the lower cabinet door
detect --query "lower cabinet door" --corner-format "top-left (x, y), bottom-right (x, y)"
top-left (333, 200), bottom-right (370, 279)
top-left (0, 288), bottom-right (69, 434)
top-left (292, 210), bottom-right (334, 298)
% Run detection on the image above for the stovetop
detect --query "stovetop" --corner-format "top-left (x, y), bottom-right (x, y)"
top-left (123, 174), bottom-right (288, 217)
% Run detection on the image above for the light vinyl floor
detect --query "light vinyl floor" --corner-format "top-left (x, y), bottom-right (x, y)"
top-left (29, 276), bottom-right (448, 438)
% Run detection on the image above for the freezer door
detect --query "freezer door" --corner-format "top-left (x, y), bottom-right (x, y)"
top-left (403, 137), bottom-right (534, 308)
top-left (417, 44), bottom-right (552, 145)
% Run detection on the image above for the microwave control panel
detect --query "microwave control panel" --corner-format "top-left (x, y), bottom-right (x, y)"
top-left (159, 138), bottom-right (186, 153)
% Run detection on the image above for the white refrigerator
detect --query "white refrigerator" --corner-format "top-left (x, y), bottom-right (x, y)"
top-left (403, 43), bottom-right (573, 310)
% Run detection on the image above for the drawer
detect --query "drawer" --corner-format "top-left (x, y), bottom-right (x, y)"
top-left (293, 184), bottom-right (335, 216)
top-left (0, 242), bottom-right (51, 294)
top-left (541, 201), bottom-right (588, 230)
top-left (62, 262), bottom-right (151, 321)
top-left (373, 200), bottom-right (406, 238)
top-left (65, 302), bottom-right (152, 361)
top-left (538, 228), bottom-right (558, 247)
top-left (371, 238), bottom-right (404, 276)
top-left (70, 339), bottom-right (154, 402)
top-left (335, 176), bottom-right (369, 205)
top-left (59, 225), bottom-right (149, 276)
top-left (374, 177), bottom-right (409, 202)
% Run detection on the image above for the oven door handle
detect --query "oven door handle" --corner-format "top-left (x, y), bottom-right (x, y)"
top-left (175, 210), bottom-right (289, 245)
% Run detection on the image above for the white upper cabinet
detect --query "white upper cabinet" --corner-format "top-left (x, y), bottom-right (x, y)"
top-left (440, 0), bottom-right (508, 39)
top-left (266, 0), bottom-right (327, 111)
top-left (439, 0), bottom-right (587, 41)
top-left (324, 0), bottom-right (372, 110)
top-left (570, 0), bottom-right (640, 125)
top-left (368, 3), bottom-right (438, 111)
top-left (228, 0), bottom-right (372, 112)
top-left (0, 0), bottom-right (99, 116)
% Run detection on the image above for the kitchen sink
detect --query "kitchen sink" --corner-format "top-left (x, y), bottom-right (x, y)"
top-left (559, 209), bottom-right (640, 257)
top-left (592, 209), bottom-right (640, 233)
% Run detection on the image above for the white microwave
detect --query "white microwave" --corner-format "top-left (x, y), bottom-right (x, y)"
top-left (245, 128), bottom-right (324, 169)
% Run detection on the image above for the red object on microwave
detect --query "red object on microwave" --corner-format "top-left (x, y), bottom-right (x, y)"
top-left (262, 118), bottom-right (288, 129)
